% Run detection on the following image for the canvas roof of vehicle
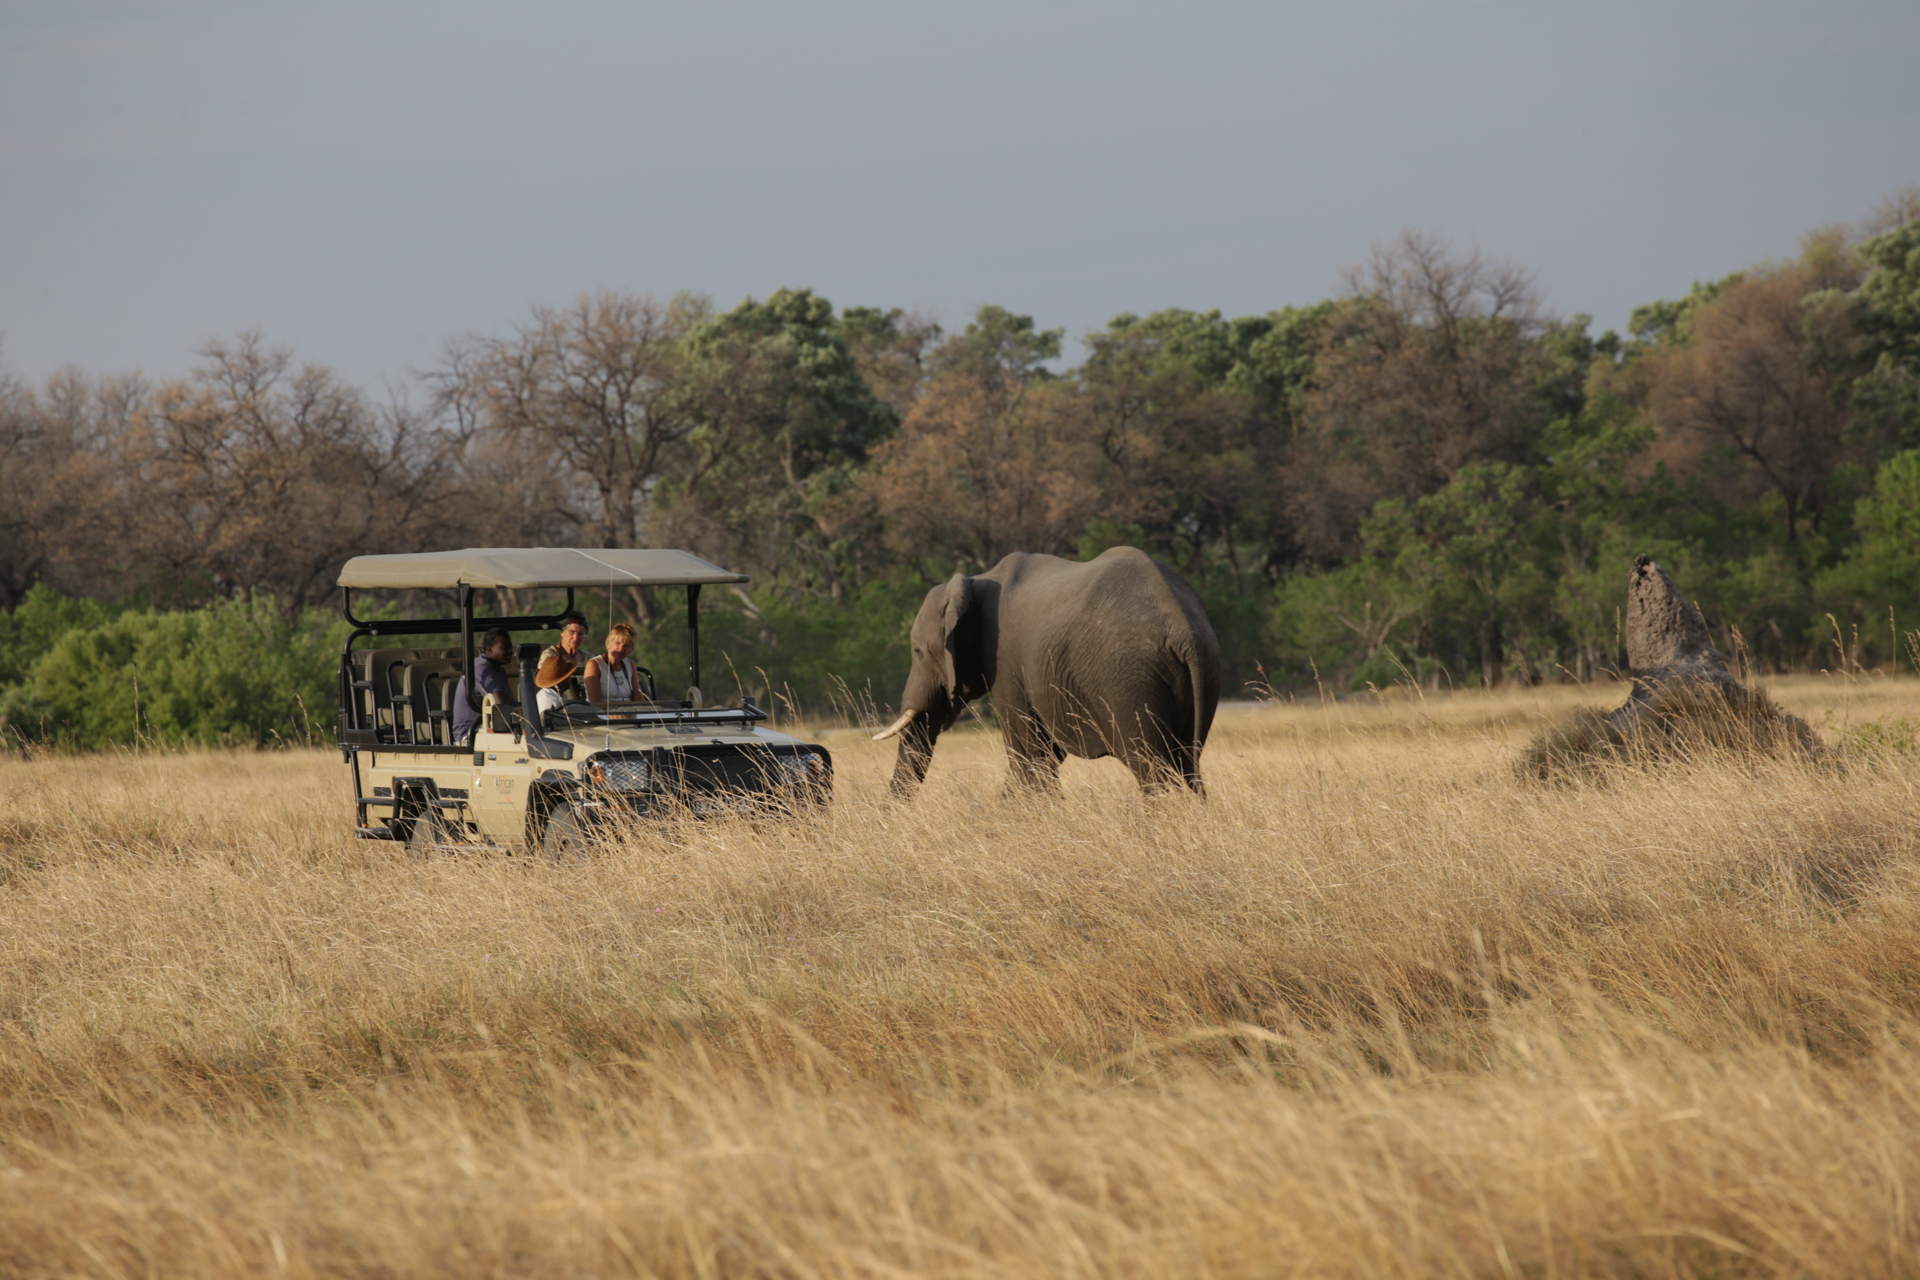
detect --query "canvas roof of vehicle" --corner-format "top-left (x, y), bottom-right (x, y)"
top-left (337, 548), bottom-right (749, 591)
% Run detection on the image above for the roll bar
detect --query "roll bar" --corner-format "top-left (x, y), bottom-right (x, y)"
top-left (336, 583), bottom-right (708, 741)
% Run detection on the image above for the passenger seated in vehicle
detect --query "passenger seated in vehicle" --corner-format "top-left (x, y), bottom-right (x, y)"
top-left (534, 610), bottom-right (591, 714)
top-left (585, 622), bottom-right (650, 704)
top-left (453, 627), bottom-right (514, 744)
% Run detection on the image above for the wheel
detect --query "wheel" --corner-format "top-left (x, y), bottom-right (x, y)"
top-left (541, 802), bottom-right (594, 859)
top-left (406, 803), bottom-right (456, 852)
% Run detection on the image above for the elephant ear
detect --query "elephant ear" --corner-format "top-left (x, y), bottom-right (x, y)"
top-left (940, 573), bottom-right (974, 698)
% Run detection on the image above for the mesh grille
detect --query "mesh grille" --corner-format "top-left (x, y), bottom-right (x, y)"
top-left (600, 758), bottom-right (651, 792)
top-left (587, 746), bottom-right (827, 810)
top-left (669, 746), bottom-right (785, 795)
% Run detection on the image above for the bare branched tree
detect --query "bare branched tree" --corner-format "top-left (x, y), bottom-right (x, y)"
top-left (853, 371), bottom-right (1104, 574)
top-left (1289, 231), bottom-right (1553, 560)
top-left (123, 334), bottom-right (443, 616)
top-left (1861, 186), bottom-right (1920, 239)
top-left (1640, 243), bottom-right (1868, 544)
top-left (0, 367), bottom-right (141, 607)
top-left (433, 292), bottom-right (710, 620)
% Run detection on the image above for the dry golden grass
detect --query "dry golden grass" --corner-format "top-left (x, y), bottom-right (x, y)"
top-left (2, 673), bottom-right (1920, 1277)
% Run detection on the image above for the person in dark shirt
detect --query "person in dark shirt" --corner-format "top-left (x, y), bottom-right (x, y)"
top-left (452, 627), bottom-right (514, 744)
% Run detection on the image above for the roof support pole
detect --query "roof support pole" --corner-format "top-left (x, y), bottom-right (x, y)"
top-left (460, 585), bottom-right (477, 716)
top-left (338, 586), bottom-right (363, 734)
top-left (686, 584), bottom-right (702, 696)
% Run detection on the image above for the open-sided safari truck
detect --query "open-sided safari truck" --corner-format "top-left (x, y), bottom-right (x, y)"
top-left (336, 548), bottom-right (831, 854)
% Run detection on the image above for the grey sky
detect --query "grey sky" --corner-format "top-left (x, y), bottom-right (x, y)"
top-left (3, 0), bottom-right (1916, 392)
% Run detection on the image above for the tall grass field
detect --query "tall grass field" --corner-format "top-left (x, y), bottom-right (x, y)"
top-left (3, 676), bottom-right (1920, 1277)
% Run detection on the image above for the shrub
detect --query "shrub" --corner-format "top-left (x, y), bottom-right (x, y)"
top-left (0, 598), bottom-right (345, 749)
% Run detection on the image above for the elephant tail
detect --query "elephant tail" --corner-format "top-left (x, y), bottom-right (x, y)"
top-left (1187, 646), bottom-right (1209, 752)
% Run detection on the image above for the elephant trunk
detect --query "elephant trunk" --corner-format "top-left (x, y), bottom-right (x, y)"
top-left (887, 689), bottom-right (954, 797)
top-left (888, 714), bottom-right (938, 797)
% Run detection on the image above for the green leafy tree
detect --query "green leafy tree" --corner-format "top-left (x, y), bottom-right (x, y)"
top-left (1070, 305), bottom-right (1336, 685)
top-left (1075, 310), bottom-right (1263, 583)
top-left (1529, 397), bottom-right (1663, 679)
top-left (1851, 215), bottom-right (1920, 452)
top-left (1, 598), bottom-right (344, 749)
top-left (1624, 274), bottom-right (1743, 350)
top-left (1817, 448), bottom-right (1920, 665)
top-left (1268, 540), bottom-right (1431, 690)
top-left (1388, 463), bottom-right (1551, 687)
top-left (672, 288), bottom-right (900, 600)
top-left (0, 585), bottom-right (123, 689)
top-left (931, 305), bottom-right (1063, 387)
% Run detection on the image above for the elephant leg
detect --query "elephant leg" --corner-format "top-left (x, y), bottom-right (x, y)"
top-left (1122, 750), bottom-right (1180, 795)
top-left (1003, 712), bottom-right (1064, 794)
top-left (1110, 703), bottom-right (1203, 797)
top-left (1119, 732), bottom-right (1205, 797)
top-left (1177, 744), bottom-right (1206, 797)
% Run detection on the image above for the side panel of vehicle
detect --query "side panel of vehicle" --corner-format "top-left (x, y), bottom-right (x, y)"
top-left (466, 729), bottom-right (542, 844)
top-left (361, 750), bottom-right (474, 835)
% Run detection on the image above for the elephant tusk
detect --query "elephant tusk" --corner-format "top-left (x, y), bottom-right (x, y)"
top-left (873, 709), bottom-right (918, 741)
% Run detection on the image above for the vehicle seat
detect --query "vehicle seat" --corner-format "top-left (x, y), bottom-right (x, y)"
top-left (517, 643), bottom-right (544, 733)
top-left (382, 660), bottom-right (415, 743)
top-left (403, 660), bottom-right (459, 746)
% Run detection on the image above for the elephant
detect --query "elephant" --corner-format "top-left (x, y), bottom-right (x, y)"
top-left (873, 547), bottom-right (1221, 795)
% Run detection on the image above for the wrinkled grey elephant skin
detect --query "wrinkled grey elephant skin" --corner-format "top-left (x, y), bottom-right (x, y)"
top-left (877, 548), bottom-right (1222, 796)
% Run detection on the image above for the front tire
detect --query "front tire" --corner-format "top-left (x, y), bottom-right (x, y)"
top-left (542, 802), bottom-right (593, 859)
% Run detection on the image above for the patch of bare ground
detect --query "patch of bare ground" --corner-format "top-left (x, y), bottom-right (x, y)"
top-left (1, 675), bottom-right (1918, 1276)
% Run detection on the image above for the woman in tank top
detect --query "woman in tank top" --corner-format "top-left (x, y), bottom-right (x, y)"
top-left (585, 622), bottom-right (648, 704)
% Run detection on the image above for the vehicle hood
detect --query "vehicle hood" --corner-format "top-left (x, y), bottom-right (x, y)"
top-left (543, 723), bottom-right (818, 754)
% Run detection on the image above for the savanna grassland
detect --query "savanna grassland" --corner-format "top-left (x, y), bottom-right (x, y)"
top-left (4, 677), bottom-right (1920, 1277)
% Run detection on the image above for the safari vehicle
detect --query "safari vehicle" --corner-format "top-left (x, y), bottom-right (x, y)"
top-left (335, 548), bottom-right (831, 854)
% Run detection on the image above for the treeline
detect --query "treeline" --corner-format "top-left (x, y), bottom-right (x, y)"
top-left (3, 192), bottom-right (1919, 744)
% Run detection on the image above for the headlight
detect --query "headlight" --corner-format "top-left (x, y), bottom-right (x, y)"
top-left (579, 755), bottom-right (650, 792)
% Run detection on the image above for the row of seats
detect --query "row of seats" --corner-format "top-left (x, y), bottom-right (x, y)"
top-left (351, 647), bottom-right (517, 747)
top-left (353, 645), bottom-right (671, 745)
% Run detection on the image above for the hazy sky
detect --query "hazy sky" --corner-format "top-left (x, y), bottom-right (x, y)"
top-left (3, 0), bottom-right (1916, 391)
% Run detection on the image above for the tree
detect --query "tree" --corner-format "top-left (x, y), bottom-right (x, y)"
top-left (426, 337), bottom-right (576, 564)
top-left (838, 305), bottom-right (943, 416)
top-left (665, 289), bottom-right (898, 599)
top-left (1074, 310), bottom-right (1268, 585)
top-left (850, 307), bottom-right (1102, 574)
top-left (1624, 274), bottom-right (1742, 349)
top-left (436, 293), bottom-right (709, 620)
top-left (1850, 201), bottom-right (1920, 453)
top-left (124, 335), bottom-right (440, 618)
top-left (1817, 448), bottom-right (1920, 659)
top-left (1289, 232), bottom-right (1555, 561)
top-left (1633, 237), bottom-right (1866, 548)
top-left (1, 598), bottom-right (343, 748)
top-left (0, 367), bottom-right (137, 608)
top-left (1269, 550), bottom-right (1429, 689)
top-left (932, 305), bottom-right (1063, 389)
top-left (455, 292), bottom-right (707, 550)
top-left (1530, 398), bottom-right (1661, 681)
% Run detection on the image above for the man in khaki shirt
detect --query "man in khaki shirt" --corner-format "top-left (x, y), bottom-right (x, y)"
top-left (533, 610), bottom-right (590, 713)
